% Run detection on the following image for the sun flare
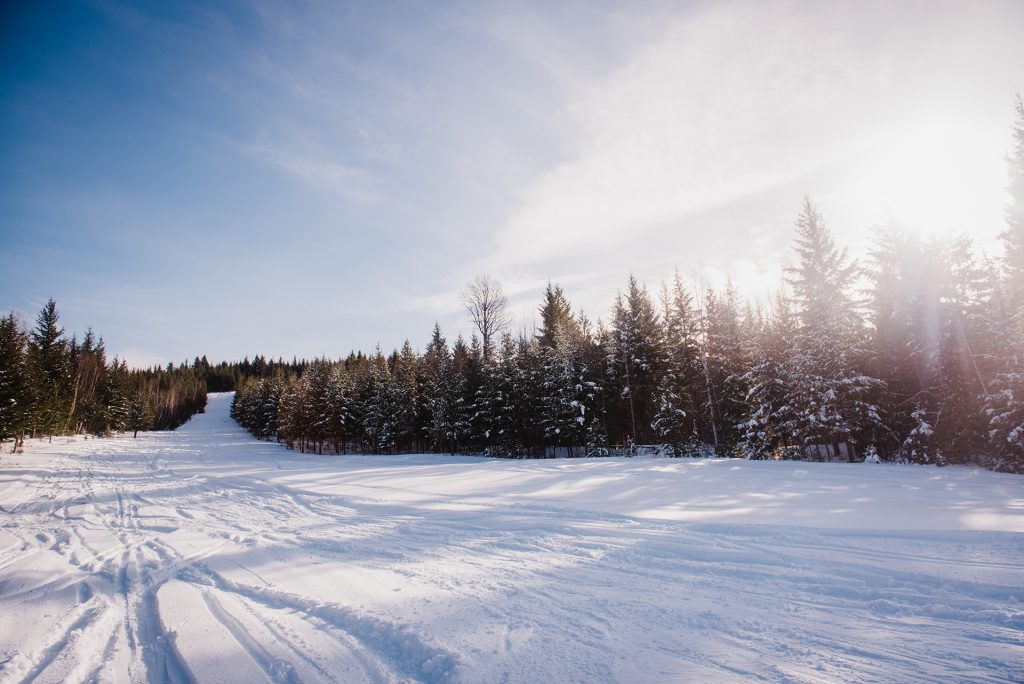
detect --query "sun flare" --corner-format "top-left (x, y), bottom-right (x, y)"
top-left (855, 123), bottom-right (1009, 246)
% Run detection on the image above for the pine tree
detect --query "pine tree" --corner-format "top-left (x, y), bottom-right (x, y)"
top-left (1002, 94), bottom-right (1024, 320)
top-left (0, 314), bottom-right (30, 449)
top-left (97, 357), bottom-right (129, 435)
top-left (609, 276), bottom-right (664, 446)
top-left (740, 295), bottom-right (799, 459)
top-left (536, 282), bottom-right (578, 350)
top-left (982, 97), bottom-right (1024, 472)
top-left (697, 284), bottom-right (748, 454)
top-left (430, 341), bottom-right (465, 454)
top-left (652, 272), bottom-right (701, 455)
top-left (418, 324), bottom-right (449, 448)
top-left (785, 198), bottom-right (881, 461)
top-left (127, 389), bottom-right (154, 438)
top-left (459, 335), bottom-right (488, 452)
top-left (27, 299), bottom-right (73, 439)
top-left (392, 340), bottom-right (420, 451)
top-left (323, 368), bottom-right (352, 453)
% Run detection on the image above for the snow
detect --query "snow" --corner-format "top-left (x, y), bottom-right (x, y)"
top-left (1, 392), bottom-right (1022, 683)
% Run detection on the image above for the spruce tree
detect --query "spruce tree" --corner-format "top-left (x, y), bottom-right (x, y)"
top-left (127, 389), bottom-right (154, 438)
top-left (0, 314), bottom-right (30, 449)
top-left (609, 276), bottom-right (664, 446)
top-left (393, 340), bottom-right (421, 451)
top-left (97, 357), bottom-right (129, 435)
top-left (536, 282), bottom-right (578, 350)
top-left (697, 284), bottom-right (748, 454)
top-left (785, 198), bottom-right (881, 460)
top-left (740, 295), bottom-right (799, 459)
top-left (27, 299), bottom-right (72, 438)
top-left (982, 97), bottom-right (1024, 472)
top-left (652, 272), bottom-right (701, 455)
top-left (1002, 94), bottom-right (1024, 319)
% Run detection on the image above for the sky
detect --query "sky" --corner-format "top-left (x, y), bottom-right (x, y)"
top-left (1, 0), bottom-right (1022, 367)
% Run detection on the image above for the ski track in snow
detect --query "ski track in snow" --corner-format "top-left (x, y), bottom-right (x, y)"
top-left (0, 393), bottom-right (1021, 683)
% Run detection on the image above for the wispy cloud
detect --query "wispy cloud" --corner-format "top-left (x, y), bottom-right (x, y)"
top-left (449, 0), bottom-right (1024, 317)
top-left (240, 138), bottom-right (381, 203)
top-left (487, 1), bottom-right (879, 271)
top-left (6, 0), bottom-right (1023, 362)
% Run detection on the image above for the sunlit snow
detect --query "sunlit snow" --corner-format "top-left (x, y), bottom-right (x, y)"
top-left (0, 393), bottom-right (1021, 682)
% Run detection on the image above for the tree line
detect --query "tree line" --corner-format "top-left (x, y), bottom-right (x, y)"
top-left (0, 300), bottom-right (208, 450)
top-left (231, 99), bottom-right (1024, 473)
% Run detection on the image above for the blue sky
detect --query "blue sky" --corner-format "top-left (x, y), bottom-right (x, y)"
top-left (2, 0), bottom-right (1023, 366)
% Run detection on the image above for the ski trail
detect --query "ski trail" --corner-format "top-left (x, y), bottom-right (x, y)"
top-left (199, 563), bottom-right (461, 683)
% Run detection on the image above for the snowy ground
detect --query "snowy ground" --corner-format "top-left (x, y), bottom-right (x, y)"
top-left (0, 393), bottom-right (1022, 683)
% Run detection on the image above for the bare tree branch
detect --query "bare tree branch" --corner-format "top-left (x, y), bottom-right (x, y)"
top-left (461, 275), bottom-right (510, 361)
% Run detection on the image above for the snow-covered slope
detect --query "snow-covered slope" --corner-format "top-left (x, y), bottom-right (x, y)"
top-left (0, 393), bottom-right (1021, 683)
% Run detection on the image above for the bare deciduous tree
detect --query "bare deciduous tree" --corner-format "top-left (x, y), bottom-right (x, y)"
top-left (461, 275), bottom-right (510, 361)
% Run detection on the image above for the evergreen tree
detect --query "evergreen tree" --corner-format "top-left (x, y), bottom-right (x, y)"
top-left (1002, 94), bottom-right (1024, 319)
top-left (982, 97), bottom-right (1024, 472)
top-left (652, 272), bottom-right (701, 455)
top-left (785, 198), bottom-right (881, 461)
top-left (697, 284), bottom-right (748, 454)
top-left (430, 343), bottom-right (464, 454)
top-left (536, 282), bottom-right (578, 350)
top-left (609, 276), bottom-right (664, 446)
top-left (0, 314), bottom-right (30, 449)
top-left (27, 299), bottom-right (72, 439)
top-left (127, 389), bottom-right (154, 438)
top-left (392, 341), bottom-right (420, 451)
top-left (97, 358), bottom-right (129, 435)
top-left (740, 295), bottom-right (799, 459)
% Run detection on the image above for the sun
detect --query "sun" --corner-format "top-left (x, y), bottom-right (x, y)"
top-left (853, 121), bottom-right (1009, 251)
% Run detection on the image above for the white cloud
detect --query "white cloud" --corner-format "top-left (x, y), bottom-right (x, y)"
top-left (471, 0), bottom-right (1024, 314)
top-left (240, 139), bottom-right (381, 203)
top-left (488, 1), bottom-right (872, 268)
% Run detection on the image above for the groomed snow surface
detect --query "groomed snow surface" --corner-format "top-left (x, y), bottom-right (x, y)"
top-left (1, 393), bottom-right (1022, 683)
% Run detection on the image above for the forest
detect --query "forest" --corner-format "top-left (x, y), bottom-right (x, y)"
top-left (5, 102), bottom-right (1023, 472)
top-left (231, 101), bottom-right (1024, 472)
top-left (0, 300), bottom-right (208, 450)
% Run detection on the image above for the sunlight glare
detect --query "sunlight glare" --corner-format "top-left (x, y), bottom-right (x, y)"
top-left (856, 123), bottom-right (1008, 249)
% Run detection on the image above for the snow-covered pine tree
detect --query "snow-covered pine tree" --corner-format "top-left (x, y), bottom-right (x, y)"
top-left (536, 282), bottom-right (578, 350)
top-left (361, 350), bottom-right (399, 454)
top-left (560, 340), bottom-right (603, 456)
top-left (902, 405), bottom-right (937, 464)
top-left (785, 198), bottom-right (881, 461)
top-left (739, 294), bottom-right (799, 459)
top-left (429, 338), bottom-right (465, 454)
top-left (303, 361), bottom-right (335, 453)
top-left (460, 335), bottom-right (487, 452)
top-left (417, 323), bottom-right (447, 447)
top-left (540, 343), bottom-right (572, 453)
top-left (651, 272), bottom-right (700, 456)
top-left (259, 376), bottom-right (284, 442)
top-left (982, 97), bottom-right (1024, 472)
top-left (474, 335), bottom-right (511, 455)
top-left (696, 283), bottom-right (748, 455)
top-left (322, 367), bottom-right (352, 452)
top-left (391, 340), bottom-right (420, 452)
top-left (509, 336), bottom-right (545, 456)
top-left (609, 276), bottom-right (665, 446)
top-left (1002, 95), bottom-right (1024, 320)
